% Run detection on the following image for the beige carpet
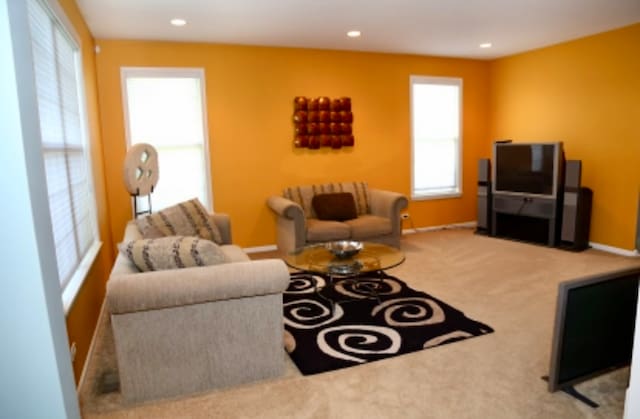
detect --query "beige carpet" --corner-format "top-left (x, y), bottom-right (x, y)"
top-left (79, 228), bottom-right (640, 418)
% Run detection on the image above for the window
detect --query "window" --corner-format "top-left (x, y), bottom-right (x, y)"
top-left (27, 0), bottom-right (100, 312)
top-left (121, 68), bottom-right (211, 212)
top-left (410, 76), bottom-right (462, 199)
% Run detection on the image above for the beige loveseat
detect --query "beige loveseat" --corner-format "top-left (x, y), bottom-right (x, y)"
top-left (106, 213), bottom-right (290, 403)
top-left (267, 182), bottom-right (408, 254)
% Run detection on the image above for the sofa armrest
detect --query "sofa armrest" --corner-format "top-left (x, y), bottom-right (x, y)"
top-left (267, 196), bottom-right (308, 253)
top-left (267, 196), bottom-right (305, 221)
top-left (369, 189), bottom-right (409, 219)
top-left (107, 259), bottom-right (290, 314)
top-left (210, 213), bottom-right (232, 244)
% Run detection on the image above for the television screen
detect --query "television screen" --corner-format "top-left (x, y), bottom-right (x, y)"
top-left (548, 266), bottom-right (640, 393)
top-left (493, 142), bottom-right (561, 197)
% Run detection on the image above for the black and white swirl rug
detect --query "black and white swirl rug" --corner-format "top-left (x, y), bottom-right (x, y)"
top-left (283, 272), bottom-right (494, 375)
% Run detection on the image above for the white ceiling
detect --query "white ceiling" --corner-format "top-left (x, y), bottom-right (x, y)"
top-left (76, 0), bottom-right (640, 59)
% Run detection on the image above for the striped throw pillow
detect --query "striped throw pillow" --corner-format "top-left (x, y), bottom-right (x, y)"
top-left (135, 198), bottom-right (222, 244)
top-left (119, 236), bottom-right (228, 272)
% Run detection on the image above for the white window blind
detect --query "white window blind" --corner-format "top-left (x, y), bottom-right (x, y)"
top-left (121, 68), bottom-right (211, 212)
top-left (410, 76), bottom-right (462, 199)
top-left (28, 0), bottom-right (100, 311)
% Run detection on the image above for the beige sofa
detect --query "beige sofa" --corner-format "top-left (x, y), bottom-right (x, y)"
top-left (267, 182), bottom-right (408, 254)
top-left (106, 214), bottom-right (290, 403)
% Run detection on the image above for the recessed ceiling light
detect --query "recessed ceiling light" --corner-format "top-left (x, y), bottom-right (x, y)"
top-left (479, 42), bottom-right (492, 48)
top-left (347, 30), bottom-right (361, 38)
top-left (170, 18), bottom-right (187, 26)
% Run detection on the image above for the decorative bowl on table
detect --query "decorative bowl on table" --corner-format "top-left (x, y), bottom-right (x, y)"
top-left (325, 240), bottom-right (363, 259)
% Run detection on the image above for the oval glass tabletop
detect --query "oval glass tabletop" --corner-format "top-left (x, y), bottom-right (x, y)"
top-left (284, 241), bottom-right (405, 275)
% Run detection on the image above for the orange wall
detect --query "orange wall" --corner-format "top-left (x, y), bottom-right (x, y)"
top-left (490, 24), bottom-right (640, 250)
top-left (94, 41), bottom-right (491, 248)
top-left (58, 0), bottom-right (114, 382)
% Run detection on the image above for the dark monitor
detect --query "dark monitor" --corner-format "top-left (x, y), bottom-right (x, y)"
top-left (548, 266), bottom-right (640, 393)
top-left (493, 142), bottom-right (563, 198)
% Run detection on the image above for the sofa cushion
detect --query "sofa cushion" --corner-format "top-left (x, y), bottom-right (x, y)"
top-left (119, 236), bottom-right (228, 272)
top-left (136, 198), bottom-right (222, 244)
top-left (220, 245), bottom-right (251, 263)
top-left (283, 182), bottom-right (371, 219)
top-left (306, 219), bottom-right (351, 242)
top-left (344, 215), bottom-right (393, 240)
top-left (312, 192), bottom-right (357, 221)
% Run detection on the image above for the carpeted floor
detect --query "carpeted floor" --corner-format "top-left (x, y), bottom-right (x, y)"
top-left (79, 228), bottom-right (640, 418)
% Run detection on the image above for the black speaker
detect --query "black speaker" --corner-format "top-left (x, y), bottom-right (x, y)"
top-left (476, 158), bottom-right (492, 235)
top-left (560, 160), bottom-right (592, 250)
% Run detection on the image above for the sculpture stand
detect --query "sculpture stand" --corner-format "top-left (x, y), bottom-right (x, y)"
top-left (131, 186), bottom-right (154, 218)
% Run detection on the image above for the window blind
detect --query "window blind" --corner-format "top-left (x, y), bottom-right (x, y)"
top-left (28, 0), bottom-right (98, 303)
top-left (410, 76), bottom-right (462, 199)
top-left (122, 69), bottom-right (211, 212)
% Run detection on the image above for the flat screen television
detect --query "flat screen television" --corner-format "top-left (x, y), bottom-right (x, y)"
top-left (547, 266), bottom-right (640, 398)
top-left (492, 141), bottom-right (564, 199)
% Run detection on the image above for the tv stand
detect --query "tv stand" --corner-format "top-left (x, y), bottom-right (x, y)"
top-left (541, 376), bottom-right (599, 408)
top-left (491, 194), bottom-right (560, 247)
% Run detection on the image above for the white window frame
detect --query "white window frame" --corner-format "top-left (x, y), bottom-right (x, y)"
top-left (410, 75), bottom-right (463, 200)
top-left (28, 0), bottom-right (101, 313)
top-left (120, 67), bottom-right (213, 212)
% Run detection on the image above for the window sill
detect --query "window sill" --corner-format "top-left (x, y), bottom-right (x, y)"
top-left (411, 191), bottom-right (462, 201)
top-left (62, 240), bottom-right (102, 315)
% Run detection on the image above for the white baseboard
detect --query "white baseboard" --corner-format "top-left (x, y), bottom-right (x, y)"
top-left (403, 221), bottom-right (476, 235)
top-left (589, 242), bottom-right (639, 257)
top-left (243, 223), bottom-right (638, 258)
top-left (243, 244), bottom-right (278, 254)
top-left (401, 221), bottom-right (639, 258)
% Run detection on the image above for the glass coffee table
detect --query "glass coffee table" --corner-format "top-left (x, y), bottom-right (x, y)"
top-left (283, 241), bottom-right (405, 309)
